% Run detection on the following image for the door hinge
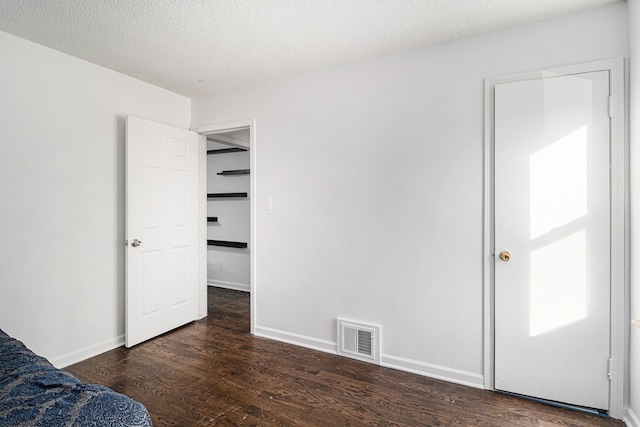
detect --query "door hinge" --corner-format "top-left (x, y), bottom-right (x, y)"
top-left (608, 96), bottom-right (614, 118)
top-left (608, 358), bottom-right (614, 380)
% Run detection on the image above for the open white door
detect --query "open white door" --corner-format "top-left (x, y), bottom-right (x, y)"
top-left (494, 71), bottom-right (611, 410)
top-left (126, 116), bottom-right (200, 347)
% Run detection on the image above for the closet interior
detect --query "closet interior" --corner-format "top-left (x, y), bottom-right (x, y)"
top-left (206, 129), bottom-right (250, 293)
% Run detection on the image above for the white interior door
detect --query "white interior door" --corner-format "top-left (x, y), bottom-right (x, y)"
top-left (126, 116), bottom-right (200, 347)
top-left (494, 71), bottom-right (611, 410)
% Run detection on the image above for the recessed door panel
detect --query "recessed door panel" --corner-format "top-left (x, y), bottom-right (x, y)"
top-left (141, 250), bottom-right (162, 317)
top-left (141, 166), bottom-right (161, 229)
top-left (171, 246), bottom-right (188, 306)
top-left (171, 169), bottom-right (188, 227)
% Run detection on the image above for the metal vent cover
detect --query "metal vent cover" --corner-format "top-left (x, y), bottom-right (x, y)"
top-left (337, 319), bottom-right (381, 364)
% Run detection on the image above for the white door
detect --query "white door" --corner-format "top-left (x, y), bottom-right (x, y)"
top-left (126, 116), bottom-right (200, 347)
top-left (494, 71), bottom-right (611, 410)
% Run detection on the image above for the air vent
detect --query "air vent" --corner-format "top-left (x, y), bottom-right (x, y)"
top-left (337, 319), bottom-right (381, 364)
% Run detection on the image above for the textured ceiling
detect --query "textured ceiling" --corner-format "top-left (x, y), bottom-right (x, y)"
top-left (0, 0), bottom-right (621, 97)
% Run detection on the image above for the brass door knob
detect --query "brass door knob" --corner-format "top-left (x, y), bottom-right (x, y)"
top-left (499, 251), bottom-right (511, 262)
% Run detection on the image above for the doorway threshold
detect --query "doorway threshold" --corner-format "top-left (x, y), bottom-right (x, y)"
top-left (494, 390), bottom-right (608, 417)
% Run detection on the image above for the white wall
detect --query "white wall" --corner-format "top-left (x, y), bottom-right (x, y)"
top-left (192, 2), bottom-right (628, 387)
top-left (0, 31), bottom-right (190, 366)
top-left (628, 0), bottom-right (640, 424)
top-left (206, 140), bottom-right (251, 291)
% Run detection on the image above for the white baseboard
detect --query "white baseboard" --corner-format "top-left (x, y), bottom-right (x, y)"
top-left (208, 279), bottom-right (250, 293)
top-left (625, 406), bottom-right (640, 427)
top-left (255, 325), bottom-right (484, 388)
top-left (381, 354), bottom-right (484, 389)
top-left (51, 334), bottom-right (125, 369)
top-left (254, 326), bottom-right (337, 354)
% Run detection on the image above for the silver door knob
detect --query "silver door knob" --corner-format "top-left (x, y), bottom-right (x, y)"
top-left (131, 239), bottom-right (142, 247)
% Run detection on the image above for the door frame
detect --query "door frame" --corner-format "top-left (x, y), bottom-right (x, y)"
top-left (482, 58), bottom-right (626, 418)
top-left (195, 119), bottom-right (257, 334)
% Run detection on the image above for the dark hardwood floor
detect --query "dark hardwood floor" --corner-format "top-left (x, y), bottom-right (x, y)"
top-left (65, 288), bottom-right (624, 426)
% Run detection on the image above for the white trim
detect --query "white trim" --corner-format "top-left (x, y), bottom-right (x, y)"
top-left (483, 74), bottom-right (495, 391)
top-left (255, 326), bottom-right (337, 354)
top-left (381, 355), bottom-right (484, 389)
top-left (249, 121), bottom-right (257, 335)
top-left (208, 279), bottom-right (250, 293)
top-left (52, 335), bottom-right (125, 369)
top-left (483, 58), bottom-right (627, 419)
top-left (195, 120), bottom-right (254, 135)
top-left (625, 407), bottom-right (640, 427)
top-left (197, 118), bottom-right (257, 335)
top-left (198, 135), bottom-right (208, 319)
top-left (607, 57), bottom-right (627, 420)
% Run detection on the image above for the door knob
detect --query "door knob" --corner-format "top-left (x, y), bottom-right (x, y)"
top-left (131, 239), bottom-right (142, 247)
top-left (499, 251), bottom-right (511, 262)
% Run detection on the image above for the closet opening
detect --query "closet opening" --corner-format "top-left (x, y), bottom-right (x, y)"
top-left (203, 126), bottom-right (252, 330)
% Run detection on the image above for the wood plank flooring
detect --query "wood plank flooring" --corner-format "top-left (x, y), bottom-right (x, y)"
top-left (65, 288), bottom-right (624, 426)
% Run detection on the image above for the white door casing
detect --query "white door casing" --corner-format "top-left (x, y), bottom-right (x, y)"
top-left (195, 119), bottom-right (257, 335)
top-left (494, 71), bottom-right (610, 409)
top-left (483, 58), bottom-right (626, 418)
top-left (126, 116), bottom-right (201, 347)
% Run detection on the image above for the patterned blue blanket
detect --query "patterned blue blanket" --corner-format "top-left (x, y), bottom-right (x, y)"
top-left (0, 329), bottom-right (152, 426)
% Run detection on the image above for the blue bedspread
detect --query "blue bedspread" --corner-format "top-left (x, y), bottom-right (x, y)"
top-left (0, 329), bottom-right (152, 426)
